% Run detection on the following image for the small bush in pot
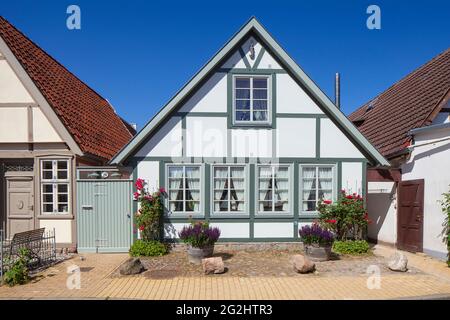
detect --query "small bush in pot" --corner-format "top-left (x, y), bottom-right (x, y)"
top-left (299, 223), bottom-right (334, 262)
top-left (178, 221), bottom-right (221, 264)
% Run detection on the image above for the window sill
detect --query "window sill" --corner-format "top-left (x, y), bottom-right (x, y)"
top-left (37, 214), bottom-right (74, 220)
top-left (255, 213), bottom-right (294, 218)
top-left (165, 213), bottom-right (204, 219)
top-left (210, 214), bottom-right (250, 219)
top-left (231, 122), bottom-right (273, 129)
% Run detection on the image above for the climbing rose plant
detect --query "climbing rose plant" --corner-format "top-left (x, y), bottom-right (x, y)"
top-left (439, 187), bottom-right (450, 266)
top-left (317, 190), bottom-right (370, 241)
top-left (133, 178), bottom-right (165, 241)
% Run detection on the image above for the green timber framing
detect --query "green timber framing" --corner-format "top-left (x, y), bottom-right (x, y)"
top-left (113, 17), bottom-right (388, 243)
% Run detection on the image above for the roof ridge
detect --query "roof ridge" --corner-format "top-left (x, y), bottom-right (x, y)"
top-left (350, 47), bottom-right (450, 117)
top-left (0, 16), bottom-right (111, 106)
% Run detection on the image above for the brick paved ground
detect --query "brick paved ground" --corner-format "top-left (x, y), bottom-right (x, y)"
top-left (0, 245), bottom-right (449, 300)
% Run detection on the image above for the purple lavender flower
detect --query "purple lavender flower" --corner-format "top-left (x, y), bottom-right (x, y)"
top-left (178, 221), bottom-right (221, 248)
top-left (299, 223), bottom-right (334, 245)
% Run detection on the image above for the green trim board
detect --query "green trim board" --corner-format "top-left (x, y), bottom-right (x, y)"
top-left (110, 17), bottom-right (388, 167)
top-left (133, 156), bottom-right (368, 163)
top-left (252, 47), bottom-right (266, 70)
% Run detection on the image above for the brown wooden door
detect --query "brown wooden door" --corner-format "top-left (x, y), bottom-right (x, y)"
top-left (397, 179), bottom-right (424, 252)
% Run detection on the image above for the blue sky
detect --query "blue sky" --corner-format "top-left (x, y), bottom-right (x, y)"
top-left (2, 1), bottom-right (449, 128)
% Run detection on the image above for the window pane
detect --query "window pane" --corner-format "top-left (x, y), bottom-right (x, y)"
top-left (57, 161), bottom-right (68, 170)
top-left (57, 170), bottom-right (68, 180)
top-left (303, 201), bottom-right (316, 212)
top-left (235, 78), bottom-right (250, 88)
top-left (253, 100), bottom-right (267, 110)
top-left (42, 161), bottom-right (53, 170)
top-left (42, 171), bottom-right (53, 180)
top-left (253, 89), bottom-right (267, 99)
top-left (43, 194), bottom-right (53, 203)
top-left (169, 201), bottom-right (184, 212)
top-left (58, 194), bottom-right (68, 203)
top-left (43, 204), bottom-right (53, 213)
top-left (43, 184), bottom-right (53, 193)
top-left (236, 89), bottom-right (250, 99)
top-left (169, 167), bottom-right (183, 178)
top-left (235, 111), bottom-right (250, 121)
top-left (235, 99), bottom-right (250, 110)
top-left (58, 184), bottom-right (68, 193)
top-left (58, 204), bottom-right (69, 213)
top-left (253, 78), bottom-right (267, 88)
top-left (253, 110), bottom-right (267, 121)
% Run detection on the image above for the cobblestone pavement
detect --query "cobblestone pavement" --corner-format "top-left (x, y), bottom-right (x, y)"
top-left (0, 247), bottom-right (449, 300)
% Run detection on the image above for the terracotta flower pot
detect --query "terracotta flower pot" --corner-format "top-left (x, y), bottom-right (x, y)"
top-left (187, 245), bottom-right (214, 264)
top-left (304, 243), bottom-right (332, 262)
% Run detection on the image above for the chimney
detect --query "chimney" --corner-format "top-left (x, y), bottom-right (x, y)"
top-left (335, 72), bottom-right (340, 109)
top-left (130, 123), bottom-right (137, 130)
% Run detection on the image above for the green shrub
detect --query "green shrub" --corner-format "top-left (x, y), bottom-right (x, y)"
top-left (332, 240), bottom-right (370, 255)
top-left (3, 248), bottom-right (31, 287)
top-left (129, 240), bottom-right (168, 257)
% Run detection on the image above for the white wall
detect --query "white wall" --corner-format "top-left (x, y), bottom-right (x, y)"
top-left (135, 117), bottom-right (182, 157)
top-left (231, 128), bottom-right (272, 158)
top-left (0, 107), bottom-right (28, 141)
top-left (276, 73), bottom-right (323, 114)
top-left (137, 161), bottom-right (160, 192)
top-left (254, 222), bottom-right (294, 238)
top-left (401, 128), bottom-right (450, 260)
top-left (320, 119), bottom-right (364, 158)
top-left (179, 73), bottom-right (227, 113)
top-left (0, 60), bottom-right (34, 103)
top-left (39, 220), bottom-right (72, 244)
top-left (32, 107), bottom-right (62, 142)
top-left (276, 118), bottom-right (316, 157)
top-left (186, 117), bottom-right (227, 157)
top-left (367, 181), bottom-right (397, 244)
top-left (210, 223), bottom-right (250, 238)
top-left (341, 162), bottom-right (363, 195)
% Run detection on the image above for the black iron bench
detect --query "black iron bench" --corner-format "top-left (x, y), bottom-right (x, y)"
top-left (8, 228), bottom-right (45, 265)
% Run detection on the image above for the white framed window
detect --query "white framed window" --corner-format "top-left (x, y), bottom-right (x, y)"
top-left (167, 165), bottom-right (202, 214)
top-left (300, 164), bottom-right (336, 214)
top-left (256, 165), bottom-right (291, 214)
top-left (212, 165), bottom-right (247, 214)
top-left (40, 159), bottom-right (70, 214)
top-left (233, 75), bottom-right (271, 124)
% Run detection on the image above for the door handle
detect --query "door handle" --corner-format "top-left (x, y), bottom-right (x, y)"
top-left (28, 205), bottom-right (33, 211)
top-left (416, 215), bottom-right (421, 222)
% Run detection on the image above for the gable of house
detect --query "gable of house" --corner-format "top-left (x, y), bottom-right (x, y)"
top-left (111, 18), bottom-right (388, 168)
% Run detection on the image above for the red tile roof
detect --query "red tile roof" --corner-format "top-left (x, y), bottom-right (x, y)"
top-left (349, 48), bottom-right (450, 158)
top-left (0, 16), bottom-right (133, 162)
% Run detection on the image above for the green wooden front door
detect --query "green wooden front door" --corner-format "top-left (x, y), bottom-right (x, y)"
top-left (77, 180), bottom-right (132, 253)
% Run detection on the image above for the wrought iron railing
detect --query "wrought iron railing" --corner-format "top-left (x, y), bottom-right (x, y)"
top-left (0, 228), bottom-right (57, 283)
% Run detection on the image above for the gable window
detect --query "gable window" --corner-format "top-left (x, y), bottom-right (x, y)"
top-left (257, 165), bottom-right (290, 213)
top-left (212, 165), bottom-right (246, 214)
top-left (300, 165), bottom-right (335, 214)
top-left (233, 76), bottom-right (270, 124)
top-left (40, 159), bottom-right (70, 214)
top-left (167, 165), bottom-right (201, 214)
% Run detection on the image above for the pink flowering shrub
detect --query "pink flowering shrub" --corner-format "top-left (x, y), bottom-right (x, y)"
top-left (133, 178), bottom-right (166, 241)
top-left (317, 190), bottom-right (370, 241)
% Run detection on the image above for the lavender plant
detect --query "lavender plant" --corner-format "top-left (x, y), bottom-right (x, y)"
top-left (299, 223), bottom-right (334, 246)
top-left (178, 221), bottom-right (221, 248)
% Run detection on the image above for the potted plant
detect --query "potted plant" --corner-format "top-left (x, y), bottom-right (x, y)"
top-left (178, 221), bottom-right (221, 264)
top-left (299, 223), bottom-right (334, 262)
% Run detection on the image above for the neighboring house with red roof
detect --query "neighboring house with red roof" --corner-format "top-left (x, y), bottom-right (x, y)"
top-left (0, 16), bottom-right (134, 250)
top-left (349, 49), bottom-right (450, 260)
